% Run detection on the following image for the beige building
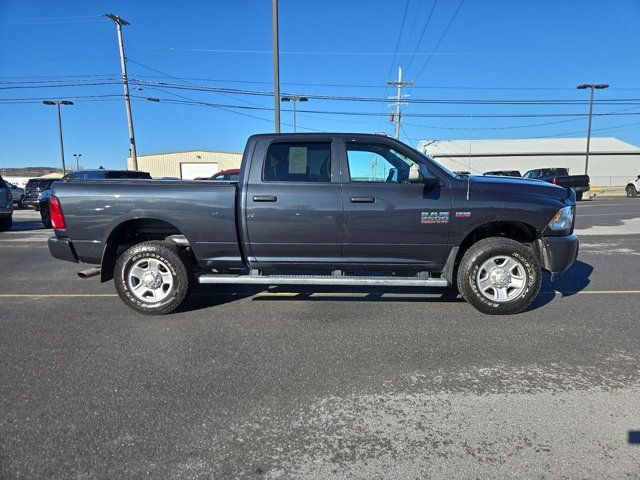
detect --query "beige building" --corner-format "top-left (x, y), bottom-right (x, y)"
top-left (127, 149), bottom-right (242, 179)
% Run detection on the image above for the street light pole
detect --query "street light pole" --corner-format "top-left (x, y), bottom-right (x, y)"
top-left (577, 83), bottom-right (609, 175)
top-left (272, 0), bottom-right (281, 133)
top-left (105, 13), bottom-right (138, 170)
top-left (43, 100), bottom-right (73, 175)
top-left (281, 96), bottom-right (308, 132)
top-left (73, 153), bottom-right (82, 170)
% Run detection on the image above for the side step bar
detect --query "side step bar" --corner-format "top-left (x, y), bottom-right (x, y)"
top-left (197, 273), bottom-right (449, 287)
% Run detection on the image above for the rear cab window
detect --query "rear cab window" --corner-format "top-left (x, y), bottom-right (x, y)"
top-left (263, 142), bottom-right (332, 183)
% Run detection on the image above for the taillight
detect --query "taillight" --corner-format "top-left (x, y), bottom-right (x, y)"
top-left (551, 178), bottom-right (557, 185)
top-left (49, 195), bottom-right (66, 229)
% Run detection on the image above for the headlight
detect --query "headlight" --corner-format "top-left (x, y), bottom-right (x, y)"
top-left (547, 206), bottom-right (574, 232)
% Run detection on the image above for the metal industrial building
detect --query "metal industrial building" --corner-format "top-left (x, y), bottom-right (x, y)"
top-left (127, 149), bottom-right (242, 179)
top-left (417, 137), bottom-right (640, 187)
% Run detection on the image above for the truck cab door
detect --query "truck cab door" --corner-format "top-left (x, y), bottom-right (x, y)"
top-left (339, 139), bottom-right (452, 269)
top-left (243, 138), bottom-right (343, 268)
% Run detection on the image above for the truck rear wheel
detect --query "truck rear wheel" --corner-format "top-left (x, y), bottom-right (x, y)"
top-left (575, 191), bottom-right (583, 201)
top-left (114, 241), bottom-right (192, 315)
top-left (457, 237), bottom-right (541, 315)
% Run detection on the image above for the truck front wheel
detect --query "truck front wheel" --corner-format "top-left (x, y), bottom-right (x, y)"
top-left (457, 237), bottom-right (541, 315)
top-left (114, 241), bottom-right (192, 315)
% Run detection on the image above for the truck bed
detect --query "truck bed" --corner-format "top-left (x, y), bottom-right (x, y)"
top-left (52, 180), bottom-right (242, 268)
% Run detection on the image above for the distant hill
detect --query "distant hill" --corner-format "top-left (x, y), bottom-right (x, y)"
top-left (0, 167), bottom-right (63, 177)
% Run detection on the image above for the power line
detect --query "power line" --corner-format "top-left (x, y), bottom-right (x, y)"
top-left (385, 0), bottom-right (411, 85)
top-left (413, 0), bottom-right (466, 82)
top-left (405, 0), bottom-right (439, 73)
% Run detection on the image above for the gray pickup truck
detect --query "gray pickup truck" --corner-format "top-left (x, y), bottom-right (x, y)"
top-left (48, 133), bottom-right (579, 315)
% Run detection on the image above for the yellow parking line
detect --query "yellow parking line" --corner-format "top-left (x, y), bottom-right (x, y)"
top-left (0, 294), bottom-right (118, 298)
top-left (576, 290), bottom-right (640, 295)
top-left (0, 290), bottom-right (639, 299)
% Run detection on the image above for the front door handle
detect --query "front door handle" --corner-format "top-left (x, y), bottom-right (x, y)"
top-left (350, 196), bottom-right (375, 203)
top-left (253, 195), bottom-right (278, 202)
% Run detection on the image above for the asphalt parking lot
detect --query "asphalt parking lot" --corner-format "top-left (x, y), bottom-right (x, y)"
top-left (1, 197), bottom-right (639, 479)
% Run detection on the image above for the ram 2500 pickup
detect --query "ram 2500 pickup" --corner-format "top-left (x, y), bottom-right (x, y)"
top-left (47, 133), bottom-right (579, 315)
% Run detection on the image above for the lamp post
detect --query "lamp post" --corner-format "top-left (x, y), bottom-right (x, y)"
top-left (73, 153), bottom-right (82, 170)
top-left (43, 100), bottom-right (73, 175)
top-left (281, 96), bottom-right (308, 132)
top-left (577, 84), bottom-right (609, 175)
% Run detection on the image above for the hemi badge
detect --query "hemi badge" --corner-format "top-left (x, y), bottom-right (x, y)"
top-left (455, 211), bottom-right (472, 218)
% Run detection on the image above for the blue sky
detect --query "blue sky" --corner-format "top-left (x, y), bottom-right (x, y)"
top-left (1, 0), bottom-right (638, 170)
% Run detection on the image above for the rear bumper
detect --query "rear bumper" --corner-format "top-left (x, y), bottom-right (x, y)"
top-left (573, 186), bottom-right (590, 193)
top-left (48, 236), bottom-right (79, 263)
top-left (536, 234), bottom-right (579, 278)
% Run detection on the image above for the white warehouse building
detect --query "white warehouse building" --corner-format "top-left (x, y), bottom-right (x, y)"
top-left (417, 137), bottom-right (640, 187)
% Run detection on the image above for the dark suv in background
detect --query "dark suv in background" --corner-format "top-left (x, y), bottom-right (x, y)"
top-left (24, 178), bottom-right (57, 210)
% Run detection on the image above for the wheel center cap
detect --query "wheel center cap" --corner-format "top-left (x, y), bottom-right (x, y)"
top-left (142, 271), bottom-right (163, 289)
top-left (491, 269), bottom-right (511, 288)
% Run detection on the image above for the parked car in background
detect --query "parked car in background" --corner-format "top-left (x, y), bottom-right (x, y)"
top-left (4, 181), bottom-right (26, 208)
top-left (522, 168), bottom-right (590, 201)
top-left (209, 169), bottom-right (240, 181)
top-left (0, 175), bottom-right (14, 231)
top-left (483, 170), bottom-right (522, 177)
top-left (38, 169), bottom-right (152, 228)
top-left (625, 175), bottom-right (640, 198)
top-left (24, 178), bottom-right (57, 210)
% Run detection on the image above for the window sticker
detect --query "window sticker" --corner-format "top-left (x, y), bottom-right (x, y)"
top-left (288, 147), bottom-right (308, 174)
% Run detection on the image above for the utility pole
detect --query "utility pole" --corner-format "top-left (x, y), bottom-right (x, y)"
top-left (105, 13), bottom-right (138, 170)
top-left (43, 100), bottom-right (73, 175)
top-left (577, 83), bottom-right (609, 175)
top-left (387, 66), bottom-right (413, 140)
top-left (272, 0), bottom-right (281, 133)
top-left (281, 96), bottom-right (308, 132)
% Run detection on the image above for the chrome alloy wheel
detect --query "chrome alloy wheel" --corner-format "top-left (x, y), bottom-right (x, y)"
top-left (127, 258), bottom-right (174, 303)
top-left (476, 255), bottom-right (527, 303)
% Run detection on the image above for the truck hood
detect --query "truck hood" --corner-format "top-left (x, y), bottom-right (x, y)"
top-left (468, 175), bottom-right (570, 202)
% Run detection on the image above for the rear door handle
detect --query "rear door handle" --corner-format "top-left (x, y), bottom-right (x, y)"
top-left (253, 195), bottom-right (278, 202)
top-left (350, 196), bottom-right (375, 203)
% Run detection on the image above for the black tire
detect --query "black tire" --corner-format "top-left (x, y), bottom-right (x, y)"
top-left (40, 205), bottom-right (52, 228)
top-left (627, 185), bottom-right (638, 198)
top-left (32, 205), bottom-right (39, 212)
top-left (0, 216), bottom-right (12, 231)
top-left (575, 191), bottom-right (583, 201)
top-left (457, 237), bottom-right (541, 315)
top-left (19, 195), bottom-right (26, 209)
top-left (114, 241), bottom-right (192, 315)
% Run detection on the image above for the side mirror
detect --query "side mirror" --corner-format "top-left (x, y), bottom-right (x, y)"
top-left (409, 163), bottom-right (439, 187)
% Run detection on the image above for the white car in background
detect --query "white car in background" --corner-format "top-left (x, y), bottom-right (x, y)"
top-left (626, 175), bottom-right (640, 198)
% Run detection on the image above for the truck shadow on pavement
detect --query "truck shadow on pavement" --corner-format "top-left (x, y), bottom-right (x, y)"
top-left (179, 261), bottom-right (591, 313)
top-left (527, 260), bottom-right (594, 311)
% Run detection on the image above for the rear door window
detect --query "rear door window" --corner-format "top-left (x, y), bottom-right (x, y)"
top-left (263, 142), bottom-right (332, 182)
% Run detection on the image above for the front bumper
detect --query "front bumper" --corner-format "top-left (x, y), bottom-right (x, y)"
top-left (48, 236), bottom-right (79, 263)
top-left (536, 234), bottom-right (579, 278)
